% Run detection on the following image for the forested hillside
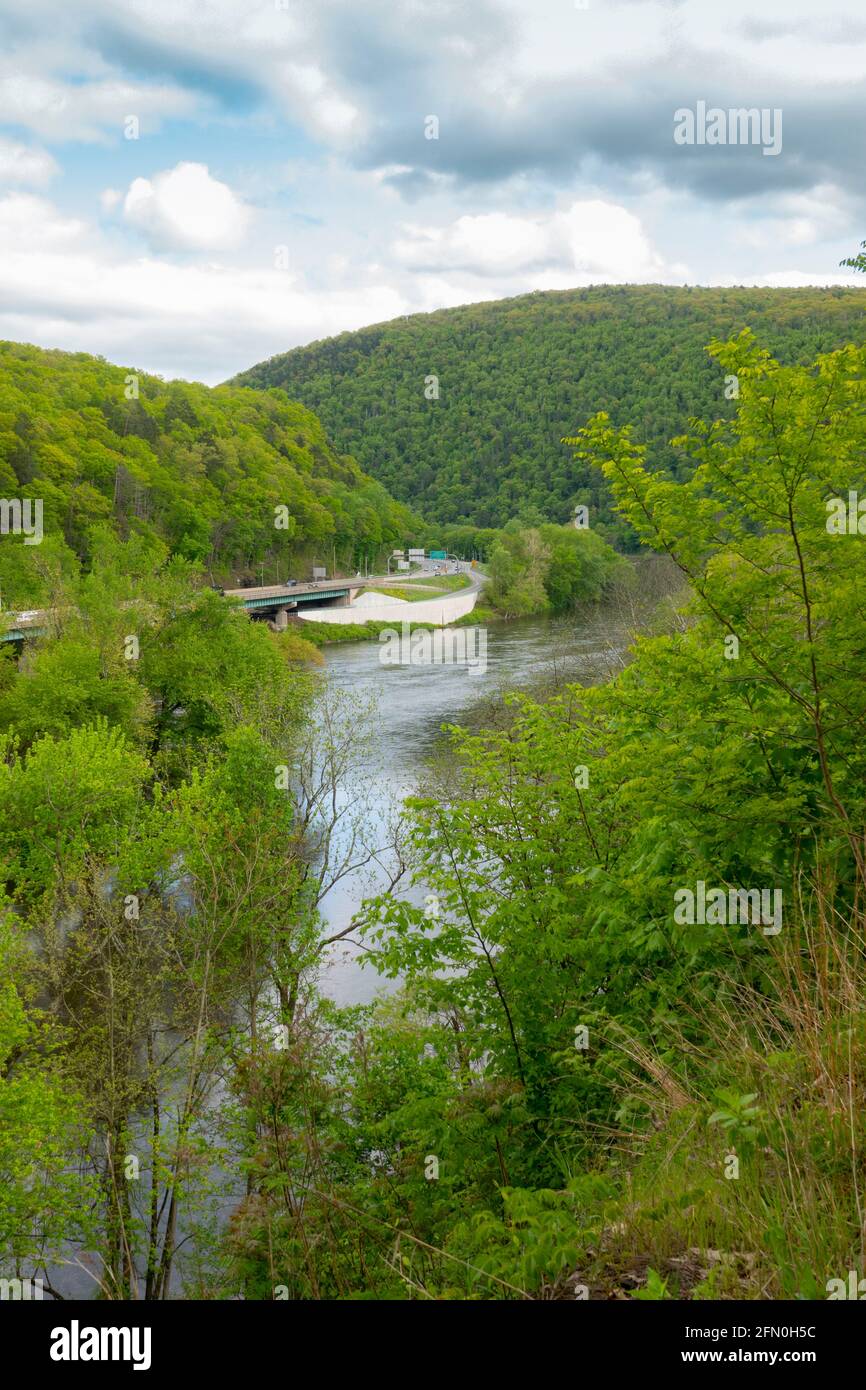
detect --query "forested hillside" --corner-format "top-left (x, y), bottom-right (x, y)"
top-left (234, 285), bottom-right (866, 542)
top-left (8, 328), bottom-right (866, 1301)
top-left (0, 341), bottom-right (418, 606)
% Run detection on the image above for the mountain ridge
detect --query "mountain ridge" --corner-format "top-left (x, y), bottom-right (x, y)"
top-left (232, 283), bottom-right (866, 539)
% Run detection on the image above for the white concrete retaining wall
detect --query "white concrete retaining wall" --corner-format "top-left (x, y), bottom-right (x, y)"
top-left (297, 587), bottom-right (480, 626)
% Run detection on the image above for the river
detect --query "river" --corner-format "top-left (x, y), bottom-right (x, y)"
top-left (316, 606), bottom-right (634, 1005)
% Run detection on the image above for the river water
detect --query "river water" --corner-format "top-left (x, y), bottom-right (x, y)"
top-left (316, 608), bottom-right (632, 1005)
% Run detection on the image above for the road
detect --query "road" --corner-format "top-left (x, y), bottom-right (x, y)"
top-left (360, 560), bottom-right (486, 593)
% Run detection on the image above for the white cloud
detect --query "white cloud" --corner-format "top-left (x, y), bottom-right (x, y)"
top-left (742, 271), bottom-right (858, 288)
top-left (0, 192), bottom-right (85, 248)
top-left (278, 62), bottom-right (362, 143)
top-left (123, 163), bottom-right (252, 252)
top-left (0, 188), bottom-right (408, 381)
top-left (396, 212), bottom-right (549, 274)
top-left (733, 185), bottom-right (856, 252)
top-left (0, 71), bottom-right (198, 142)
top-left (393, 200), bottom-right (676, 281)
top-left (555, 201), bottom-right (673, 279)
top-left (0, 136), bottom-right (57, 186)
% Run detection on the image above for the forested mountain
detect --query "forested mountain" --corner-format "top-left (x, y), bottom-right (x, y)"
top-left (0, 341), bottom-right (418, 606)
top-left (234, 285), bottom-right (866, 542)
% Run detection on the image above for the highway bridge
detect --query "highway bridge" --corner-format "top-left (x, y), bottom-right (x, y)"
top-left (0, 610), bottom-right (46, 643)
top-left (0, 580), bottom-right (360, 644)
top-left (1, 569), bottom-right (480, 643)
top-left (221, 579), bottom-right (362, 627)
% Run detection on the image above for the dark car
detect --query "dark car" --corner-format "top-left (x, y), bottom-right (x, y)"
top-left (285, 578), bottom-right (298, 587)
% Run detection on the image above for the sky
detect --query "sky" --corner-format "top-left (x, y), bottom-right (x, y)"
top-left (0, 0), bottom-right (864, 383)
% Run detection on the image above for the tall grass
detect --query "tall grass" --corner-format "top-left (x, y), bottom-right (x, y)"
top-left (599, 880), bottom-right (866, 1298)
